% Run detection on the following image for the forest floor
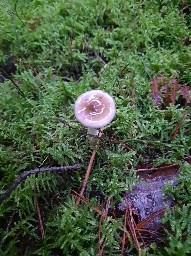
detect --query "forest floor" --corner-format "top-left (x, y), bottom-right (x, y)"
top-left (0, 0), bottom-right (191, 255)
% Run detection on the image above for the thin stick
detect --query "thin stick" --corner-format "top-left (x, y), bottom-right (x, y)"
top-left (0, 68), bottom-right (26, 98)
top-left (104, 199), bottom-right (110, 217)
top-left (171, 112), bottom-right (187, 141)
top-left (14, 0), bottom-right (25, 25)
top-left (126, 205), bottom-right (141, 254)
top-left (35, 197), bottom-right (45, 239)
top-left (39, 155), bottom-right (49, 168)
top-left (136, 163), bottom-right (178, 173)
top-left (0, 164), bottom-right (81, 203)
top-left (6, 212), bottom-right (15, 232)
top-left (130, 69), bottom-right (135, 101)
top-left (121, 208), bottom-right (128, 255)
top-left (109, 137), bottom-right (132, 152)
top-left (72, 190), bottom-right (103, 216)
top-left (98, 214), bottom-right (103, 256)
top-left (136, 208), bottom-right (166, 229)
top-left (84, 39), bottom-right (106, 66)
top-left (98, 199), bottom-right (109, 256)
top-left (76, 130), bottom-right (103, 205)
top-left (137, 156), bottom-right (191, 173)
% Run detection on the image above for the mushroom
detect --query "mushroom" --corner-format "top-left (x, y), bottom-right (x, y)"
top-left (74, 90), bottom-right (116, 138)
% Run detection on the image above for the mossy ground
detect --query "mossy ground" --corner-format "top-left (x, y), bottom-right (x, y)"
top-left (0, 0), bottom-right (191, 255)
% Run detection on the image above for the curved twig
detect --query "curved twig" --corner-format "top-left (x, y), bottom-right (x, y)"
top-left (0, 164), bottom-right (81, 203)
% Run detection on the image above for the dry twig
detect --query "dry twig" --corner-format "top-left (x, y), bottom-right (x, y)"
top-left (98, 199), bottom-right (110, 255)
top-left (137, 209), bottom-right (166, 229)
top-left (76, 130), bottom-right (103, 205)
top-left (121, 208), bottom-right (128, 255)
top-left (171, 112), bottom-right (187, 141)
top-left (35, 196), bottom-right (45, 239)
top-left (136, 163), bottom-right (179, 173)
top-left (126, 205), bottom-right (142, 254)
top-left (0, 164), bottom-right (81, 203)
top-left (72, 190), bottom-right (103, 215)
top-left (98, 214), bottom-right (104, 256)
top-left (84, 39), bottom-right (106, 66)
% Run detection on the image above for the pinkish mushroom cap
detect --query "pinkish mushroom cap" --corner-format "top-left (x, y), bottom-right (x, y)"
top-left (74, 90), bottom-right (116, 129)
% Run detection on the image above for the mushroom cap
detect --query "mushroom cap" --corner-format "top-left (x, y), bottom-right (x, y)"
top-left (74, 90), bottom-right (116, 128)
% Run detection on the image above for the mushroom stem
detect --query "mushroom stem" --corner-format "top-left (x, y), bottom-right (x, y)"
top-left (87, 127), bottom-right (99, 143)
top-left (87, 127), bottom-right (99, 136)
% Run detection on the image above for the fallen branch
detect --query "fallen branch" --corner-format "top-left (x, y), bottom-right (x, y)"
top-left (0, 164), bottom-right (81, 203)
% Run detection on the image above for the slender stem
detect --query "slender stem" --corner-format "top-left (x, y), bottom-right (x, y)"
top-left (87, 127), bottom-right (99, 136)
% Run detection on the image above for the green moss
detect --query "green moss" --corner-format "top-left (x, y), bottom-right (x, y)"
top-left (0, 0), bottom-right (191, 254)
